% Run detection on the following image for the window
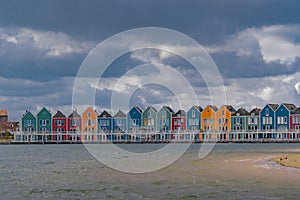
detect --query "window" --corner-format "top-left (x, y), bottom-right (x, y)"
top-left (284, 117), bottom-right (287, 124)
top-left (162, 111), bottom-right (166, 118)
top-left (132, 119), bottom-right (137, 126)
top-left (91, 120), bottom-right (94, 126)
top-left (147, 112), bottom-right (151, 118)
top-left (222, 110), bottom-right (225, 116)
top-left (88, 112), bottom-right (91, 118)
top-left (192, 110), bottom-right (195, 117)
top-left (266, 108), bottom-right (269, 116)
top-left (40, 119), bottom-right (48, 126)
top-left (204, 118), bottom-right (207, 125)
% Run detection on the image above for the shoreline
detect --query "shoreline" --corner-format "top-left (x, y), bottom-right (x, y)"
top-left (273, 154), bottom-right (300, 169)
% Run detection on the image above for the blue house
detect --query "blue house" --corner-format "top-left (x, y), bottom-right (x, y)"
top-left (260, 104), bottom-right (279, 134)
top-left (186, 105), bottom-right (202, 132)
top-left (98, 110), bottom-right (112, 133)
top-left (112, 110), bottom-right (127, 133)
top-left (275, 103), bottom-right (297, 132)
top-left (127, 106), bottom-right (143, 133)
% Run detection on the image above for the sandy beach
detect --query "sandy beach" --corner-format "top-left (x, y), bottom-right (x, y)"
top-left (273, 154), bottom-right (300, 169)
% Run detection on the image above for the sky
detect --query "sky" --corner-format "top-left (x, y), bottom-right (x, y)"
top-left (1, 0), bottom-right (300, 120)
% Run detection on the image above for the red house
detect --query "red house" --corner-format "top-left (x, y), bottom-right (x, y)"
top-left (172, 110), bottom-right (186, 132)
top-left (52, 110), bottom-right (67, 133)
top-left (290, 107), bottom-right (300, 139)
top-left (67, 110), bottom-right (82, 133)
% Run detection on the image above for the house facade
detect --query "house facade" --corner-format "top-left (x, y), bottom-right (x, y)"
top-left (157, 106), bottom-right (174, 133)
top-left (127, 106), bottom-right (143, 133)
top-left (22, 111), bottom-right (36, 132)
top-left (142, 106), bottom-right (157, 132)
top-left (216, 105), bottom-right (236, 131)
top-left (67, 111), bottom-right (82, 133)
top-left (98, 110), bottom-right (112, 133)
top-left (201, 105), bottom-right (218, 131)
top-left (112, 110), bottom-right (127, 133)
top-left (247, 108), bottom-right (261, 131)
top-left (275, 103), bottom-right (297, 131)
top-left (231, 108), bottom-right (249, 131)
top-left (82, 107), bottom-right (97, 133)
top-left (37, 107), bottom-right (52, 133)
top-left (52, 110), bottom-right (67, 133)
top-left (290, 107), bottom-right (300, 130)
top-left (186, 106), bottom-right (202, 132)
top-left (172, 110), bottom-right (186, 132)
top-left (260, 104), bottom-right (279, 131)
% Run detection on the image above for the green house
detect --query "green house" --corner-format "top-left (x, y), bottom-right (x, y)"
top-left (157, 106), bottom-right (174, 132)
top-left (231, 108), bottom-right (250, 131)
top-left (22, 111), bottom-right (36, 132)
top-left (247, 108), bottom-right (261, 131)
top-left (142, 106), bottom-right (157, 132)
top-left (37, 107), bottom-right (52, 133)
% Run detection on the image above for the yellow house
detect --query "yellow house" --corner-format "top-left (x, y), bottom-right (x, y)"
top-left (82, 107), bottom-right (98, 134)
top-left (201, 105), bottom-right (218, 131)
top-left (216, 105), bottom-right (236, 131)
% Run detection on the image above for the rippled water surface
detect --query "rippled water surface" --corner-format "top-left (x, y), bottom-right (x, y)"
top-left (0, 143), bottom-right (299, 199)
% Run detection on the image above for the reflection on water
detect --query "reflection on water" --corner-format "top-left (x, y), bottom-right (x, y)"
top-left (0, 143), bottom-right (299, 200)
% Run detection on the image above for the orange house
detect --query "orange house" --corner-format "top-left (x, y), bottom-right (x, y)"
top-left (201, 105), bottom-right (218, 131)
top-left (215, 105), bottom-right (236, 131)
top-left (82, 107), bottom-right (98, 134)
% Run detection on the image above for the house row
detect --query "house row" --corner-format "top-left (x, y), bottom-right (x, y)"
top-left (20, 103), bottom-right (300, 135)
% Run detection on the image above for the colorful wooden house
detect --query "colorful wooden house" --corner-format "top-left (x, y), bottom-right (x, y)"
top-left (275, 103), bottom-right (297, 131)
top-left (22, 111), bottom-right (36, 132)
top-left (231, 108), bottom-right (249, 131)
top-left (216, 105), bottom-right (236, 132)
top-left (127, 106), bottom-right (143, 133)
top-left (52, 110), bottom-right (67, 133)
top-left (260, 104), bottom-right (279, 132)
top-left (67, 110), bottom-right (82, 133)
top-left (186, 106), bottom-right (202, 132)
top-left (157, 106), bottom-right (174, 133)
top-left (172, 110), bottom-right (186, 132)
top-left (37, 107), bottom-right (52, 133)
top-left (112, 110), bottom-right (127, 133)
top-left (201, 105), bottom-right (218, 131)
top-left (247, 108), bottom-right (261, 131)
top-left (290, 107), bottom-right (300, 130)
top-left (142, 106), bottom-right (157, 132)
top-left (82, 107), bottom-right (97, 133)
top-left (98, 110), bottom-right (112, 133)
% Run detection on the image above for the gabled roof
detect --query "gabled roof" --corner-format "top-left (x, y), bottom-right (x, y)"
top-left (53, 110), bottom-right (66, 118)
top-left (224, 105), bottom-right (236, 112)
top-left (193, 105), bottom-right (203, 112)
top-left (232, 108), bottom-right (249, 116)
top-left (173, 109), bottom-right (186, 117)
top-left (132, 106), bottom-right (143, 113)
top-left (68, 110), bottom-right (81, 118)
top-left (113, 110), bottom-right (126, 118)
top-left (250, 108), bottom-right (261, 115)
top-left (0, 110), bottom-right (8, 116)
top-left (268, 104), bottom-right (279, 111)
top-left (38, 107), bottom-right (51, 115)
top-left (292, 107), bottom-right (300, 115)
top-left (146, 106), bottom-right (157, 113)
top-left (282, 103), bottom-right (297, 112)
top-left (22, 110), bottom-right (35, 119)
top-left (99, 110), bottom-right (112, 118)
top-left (204, 105), bottom-right (218, 112)
top-left (164, 106), bottom-right (175, 114)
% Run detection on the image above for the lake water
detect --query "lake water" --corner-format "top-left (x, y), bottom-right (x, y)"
top-left (0, 143), bottom-right (299, 199)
